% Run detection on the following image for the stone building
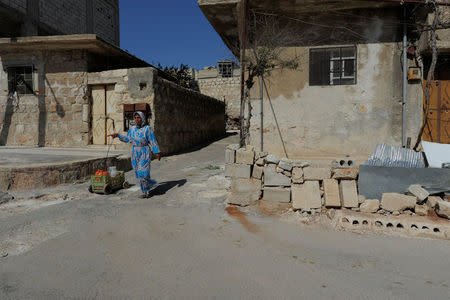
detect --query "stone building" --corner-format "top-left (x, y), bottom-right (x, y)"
top-left (0, 35), bottom-right (225, 154)
top-left (195, 60), bottom-right (240, 125)
top-left (199, 0), bottom-right (450, 157)
top-left (0, 0), bottom-right (120, 46)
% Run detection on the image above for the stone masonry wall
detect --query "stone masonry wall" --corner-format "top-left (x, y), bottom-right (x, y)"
top-left (87, 67), bottom-right (226, 155)
top-left (0, 50), bottom-right (89, 147)
top-left (154, 77), bottom-right (226, 154)
top-left (197, 76), bottom-right (240, 120)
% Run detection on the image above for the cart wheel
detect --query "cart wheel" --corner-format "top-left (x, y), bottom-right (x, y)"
top-left (88, 185), bottom-right (93, 193)
top-left (123, 181), bottom-right (129, 189)
top-left (103, 184), bottom-right (112, 195)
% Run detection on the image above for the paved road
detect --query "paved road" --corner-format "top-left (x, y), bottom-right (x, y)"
top-left (0, 135), bottom-right (449, 299)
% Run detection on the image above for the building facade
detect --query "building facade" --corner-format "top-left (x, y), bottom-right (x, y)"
top-left (0, 0), bottom-right (120, 46)
top-left (199, 0), bottom-right (450, 157)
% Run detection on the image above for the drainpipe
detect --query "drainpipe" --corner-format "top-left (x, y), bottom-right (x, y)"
top-left (402, 6), bottom-right (408, 148)
top-left (260, 76), bottom-right (264, 152)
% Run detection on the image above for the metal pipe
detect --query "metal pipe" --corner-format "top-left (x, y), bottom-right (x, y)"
top-left (260, 75), bottom-right (264, 152)
top-left (402, 6), bottom-right (407, 148)
top-left (239, 0), bottom-right (248, 147)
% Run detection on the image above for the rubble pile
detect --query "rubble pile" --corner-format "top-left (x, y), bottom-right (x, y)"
top-left (224, 144), bottom-right (450, 221)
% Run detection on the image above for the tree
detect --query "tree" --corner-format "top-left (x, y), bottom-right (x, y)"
top-left (157, 63), bottom-right (195, 90)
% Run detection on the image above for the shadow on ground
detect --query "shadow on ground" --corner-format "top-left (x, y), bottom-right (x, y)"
top-left (149, 179), bottom-right (187, 197)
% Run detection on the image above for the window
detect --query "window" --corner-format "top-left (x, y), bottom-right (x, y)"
top-left (7, 66), bottom-right (34, 95)
top-left (309, 46), bottom-right (356, 86)
top-left (218, 61), bottom-right (233, 78)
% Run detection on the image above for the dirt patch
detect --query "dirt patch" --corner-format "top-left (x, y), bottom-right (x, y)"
top-left (226, 206), bottom-right (260, 234)
top-left (258, 199), bottom-right (291, 216)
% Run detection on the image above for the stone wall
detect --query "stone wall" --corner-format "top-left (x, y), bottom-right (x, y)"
top-left (197, 76), bottom-right (240, 120)
top-left (154, 77), bottom-right (226, 154)
top-left (224, 145), bottom-right (450, 225)
top-left (0, 50), bottom-right (89, 147)
top-left (88, 67), bottom-right (226, 154)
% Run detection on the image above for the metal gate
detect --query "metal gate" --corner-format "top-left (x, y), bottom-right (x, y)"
top-left (423, 80), bottom-right (450, 144)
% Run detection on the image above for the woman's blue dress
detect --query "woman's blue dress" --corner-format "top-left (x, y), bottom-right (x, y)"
top-left (118, 125), bottom-right (160, 194)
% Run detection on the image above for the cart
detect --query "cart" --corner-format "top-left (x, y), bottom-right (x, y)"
top-left (88, 171), bottom-right (129, 194)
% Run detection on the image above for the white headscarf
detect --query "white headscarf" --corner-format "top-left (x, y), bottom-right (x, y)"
top-left (133, 111), bottom-right (147, 128)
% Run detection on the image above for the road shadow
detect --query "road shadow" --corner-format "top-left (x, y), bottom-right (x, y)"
top-left (148, 179), bottom-right (187, 197)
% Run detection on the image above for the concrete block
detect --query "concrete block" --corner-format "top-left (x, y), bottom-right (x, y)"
top-left (236, 149), bottom-right (254, 165)
top-left (227, 178), bottom-right (262, 206)
top-left (381, 193), bottom-right (416, 212)
top-left (406, 184), bottom-right (429, 202)
top-left (360, 199), bottom-right (380, 213)
top-left (303, 167), bottom-right (331, 181)
top-left (339, 180), bottom-right (359, 208)
top-left (292, 167), bottom-right (304, 184)
top-left (292, 181), bottom-right (321, 210)
top-left (323, 179), bottom-right (341, 208)
top-left (266, 154), bottom-right (280, 164)
top-left (263, 187), bottom-right (291, 203)
top-left (278, 159), bottom-right (293, 171)
top-left (225, 149), bottom-right (235, 164)
top-left (332, 168), bottom-right (358, 180)
top-left (252, 165), bottom-right (263, 180)
top-left (264, 164), bottom-right (291, 187)
top-left (225, 164), bottom-right (251, 179)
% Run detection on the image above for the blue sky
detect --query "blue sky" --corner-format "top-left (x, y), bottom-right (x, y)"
top-left (119, 1), bottom-right (234, 70)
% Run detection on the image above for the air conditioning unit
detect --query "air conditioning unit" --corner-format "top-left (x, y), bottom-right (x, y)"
top-left (408, 67), bottom-right (421, 81)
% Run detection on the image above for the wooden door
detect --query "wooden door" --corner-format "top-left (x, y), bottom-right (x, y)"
top-left (423, 81), bottom-right (450, 144)
top-left (92, 85), bottom-right (107, 145)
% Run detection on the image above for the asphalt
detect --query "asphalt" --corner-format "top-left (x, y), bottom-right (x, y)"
top-left (0, 134), bottom-right (449, 299)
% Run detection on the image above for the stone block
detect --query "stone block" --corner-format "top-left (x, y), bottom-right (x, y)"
top-left (332, 168), bottom-right (358, 180)
top-left (252, 166), bottom-right (263, 180)
top-left (263, 187), bottom-right (291, 203)
top-left (339, 180), bottom-right (359, 208)
top-left (225, 149), bottom-right (235, 164)
top-left (266, 154), bottom-right (280, 164)
top-left (255, 158), bottom-right (265, 166)
top-left (278, 159), bottom-right (293, 171)
top-left (227, 178), bottom-right (262, 206)
top-left (225, 164), bottom-right (251, 179)
top-left (292, 160), bottom-right (310, 168)
top-left (435, 199), bottom-right (450, 220)
top-left (381, 193), bottom-right (416, 212)
top-left (226, 144), bottom-right (240, 151)
top-left (292, 181), bottom-right (321, 210)
top-left (323, 179), bottom-right (341, 208)
top-left (236, 149), bottom-right (254, 165)
top-left (303, 167), bottom-right (331, 181)
top-left (360, 199), bottom-right (380, 213)
top-left (406, 184), bottom-right (429, 202)
top-left (292, 167), bottom-right (304, 184)
top-left (426, 196), bottom-right (440, 209)
top-left (264, 164), bottom-right (291, 187)
top-left (414, 205), bottom-right (428, 216)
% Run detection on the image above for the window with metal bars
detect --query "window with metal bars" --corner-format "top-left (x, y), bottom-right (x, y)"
top-left (7, 66), bottom-right (34, 95)
top-left (218, 61), bottom-right (233, 78)
top-left (309, 46), bottom-right (356, 86)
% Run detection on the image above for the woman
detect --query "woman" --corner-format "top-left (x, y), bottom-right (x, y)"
top-left (109, 111), bottom-right (161, 198)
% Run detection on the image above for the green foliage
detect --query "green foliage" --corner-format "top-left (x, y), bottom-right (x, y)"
top-left (157, 63), bottom-right (194, 89)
